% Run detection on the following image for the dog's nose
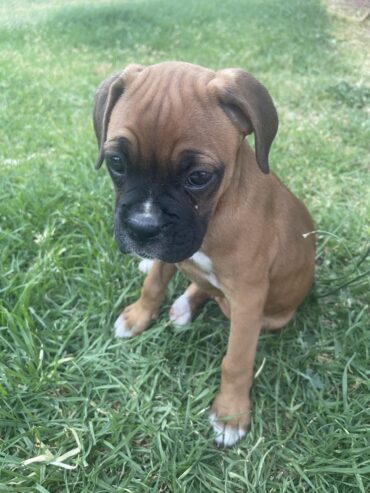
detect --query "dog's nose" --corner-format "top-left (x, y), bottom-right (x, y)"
top-left (126, 211), bottom-right (161, 242)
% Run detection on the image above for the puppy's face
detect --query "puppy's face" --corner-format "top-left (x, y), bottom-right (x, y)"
top-left (105, 140), bottom-right (225, 262)
top-left (93, 62), bottom-right (278, 262)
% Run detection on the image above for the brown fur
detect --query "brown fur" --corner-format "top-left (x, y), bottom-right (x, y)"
top-left (94, 62), bottom-right (315, 445)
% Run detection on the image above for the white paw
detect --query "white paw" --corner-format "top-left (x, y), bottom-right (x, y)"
top-left (138, 259), bottom-right (154, 274)
top-left (114, 314), bottom-right (134, 338)
top-left (169, 294), bottom-right (192, 326)
top-left (209, 413), bottom-right (246, 447)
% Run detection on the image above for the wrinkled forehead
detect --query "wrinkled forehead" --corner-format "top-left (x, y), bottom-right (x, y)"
top-left (106, 64), bottom-right (238, 166)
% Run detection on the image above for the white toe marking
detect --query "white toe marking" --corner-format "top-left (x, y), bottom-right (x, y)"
top-left (138, 259), bottom-right (154, 274)
top-left (209, 413), bottom-right (246, 447)
top-left (114, 314), bottom-right (133, 338)
top-left (169, 294), bottom-right (192, 326)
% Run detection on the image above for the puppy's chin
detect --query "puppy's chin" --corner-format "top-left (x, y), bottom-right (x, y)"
top-left (115, 234), bottom-right (203, 264)
top-left (153, 243), bottom-right (202, 263)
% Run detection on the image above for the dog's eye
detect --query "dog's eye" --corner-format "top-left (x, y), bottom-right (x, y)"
top-left (186, 171), bottom-right (212, 189)
top-left (107, 155), bottom-right (126, 176)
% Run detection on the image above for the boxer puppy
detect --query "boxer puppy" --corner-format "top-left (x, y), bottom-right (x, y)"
top-left (93, 62), bottom-right (315, 446)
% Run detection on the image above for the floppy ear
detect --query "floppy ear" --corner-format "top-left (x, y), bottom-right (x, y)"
top-left (93, 64), bottom-right (145, 169)
top-left (93, 73), bottom-right (124, 169)
top-left (208, 69), bottom-right (278, 173)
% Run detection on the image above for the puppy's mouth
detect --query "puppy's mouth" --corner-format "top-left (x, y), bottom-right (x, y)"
top-left (113, 195), bottom-right (209, 263)
top-left (114, 215), bottom-right (205, 263)
top-left (115, 229), bottom-right (203, 263)
top-left (118, 240), bottom-right (200, 264)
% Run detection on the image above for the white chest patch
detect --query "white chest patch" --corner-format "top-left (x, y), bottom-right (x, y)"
top-left (191, 251), bottom-right (213, 272)
top-left (138, 258), bottom-right (155, 274)
top-left (190, 251), bottom-right (220, 289)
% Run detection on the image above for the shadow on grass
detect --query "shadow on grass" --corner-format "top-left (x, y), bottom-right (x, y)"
top-left (37, 0), bottom-right (334, 73)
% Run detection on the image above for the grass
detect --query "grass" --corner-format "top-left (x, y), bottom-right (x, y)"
top-left (0, 0), bottom-right (369, 491)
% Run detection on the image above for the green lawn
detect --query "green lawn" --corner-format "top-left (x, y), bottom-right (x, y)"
top-left (1, 0), bottom-right (369, 491)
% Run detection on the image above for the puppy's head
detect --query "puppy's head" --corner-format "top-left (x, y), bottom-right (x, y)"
top-left (93, 62), bottom-right (278, 263)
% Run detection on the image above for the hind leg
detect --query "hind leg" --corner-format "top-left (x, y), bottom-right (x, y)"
top-left (263, 310), bottom-right (296, 330)
top-left (169, 283), bottom-right (209, 326)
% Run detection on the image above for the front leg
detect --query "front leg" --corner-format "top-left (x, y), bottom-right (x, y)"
top-left (114, 260), bottom-right (176, 338)
top-left (210, 287), bottom-right (266, 446)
